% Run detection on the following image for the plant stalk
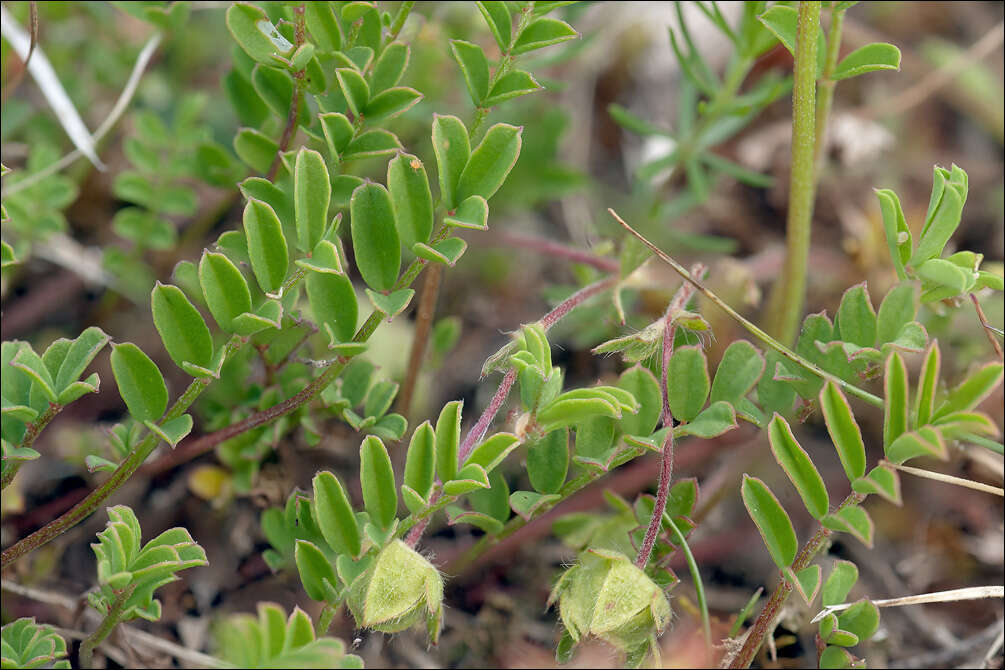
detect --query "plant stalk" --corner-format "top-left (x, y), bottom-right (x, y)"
top-left (814, 6), bottom-right (846, 170)
top-left (728, 492), bottom-right (865, 668)
top-left (2, 401), bottom-right (61, 490)
top-left (1, 335), bottom-right (245, 568)
top-left (609, 209), bottom-right (883, 408)
top-left (635, 265), bottom-right (702, 569)
top-left (78, 583), bottom-right (136, 669)
top-left (765, 1), bottom-right (821, 347)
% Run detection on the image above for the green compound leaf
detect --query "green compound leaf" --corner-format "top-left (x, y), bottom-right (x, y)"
top-left (387, 152), bottom-right (433, 249)
top-left (226, 2), bottom-right (294, 65)
top-left (294, 148), bottom-right (331, 253)
top-left (912, 343), bottom-right (941, 427)
top-left (832, 42), bottom-right (901, 80)
top-left (234, 127), bottom-right (279, 174)
top-left (295, 539), bottom-right (339, 603)
top-left (823, 505), bottom-right (874, 547)
top-left (455, 123), bottom-right (522, 203)
top-left (822, 560), bottom-right (859, 606)
top-left (741, 474), bottom-right (797, 569)
top-left (886, 426), bottom-right (947, 463)
top-left (835, 283), bottom-right (876, 348)
top-left (432, 114), bottom-right (470, 210)
top-left (527, 428), bottom-right (569, 494)
top-left (244, 198), bottom-right (289, 294)
top-left (819, 645), bottom-right (856, 668)
top-left (359, 437), bottom-right (393, 530)
top-left (617, 365), bottom-right (661, 437)
top-left (932, 362), bottom-right (1004, 421)
top-left (313, 470), bottom-right (362, 558)
top-left (476, 0), bottom-right (510, 51)
top-left (199, 251), bottom-right (252, 332)
top-left (232, 299), bottom-right (283, 336)
top-left (783, 564), bottom-right (821, 605)
top-left (768, 413), bottom-right (829, 520)
top-left (318, 112), bottom-right (354, 159)
top-left (370, 42), bottom-right (409, 94)
top-left (0, 617), bottom-right (70, 670)
top-left (483, 70), bottom-right (542, 107)
top-left (303, 1), bottom-right (342, 52)
top-left (509, 490), bottom-right (561, 521)
top-left (296, 239), bottom-right (344, 276)
top-left (450, 39), bottom-right (490, 105)
top-left (883, 352), bottom-right (909, 451)
top-left (366, 287), bottom-right (414, 319)
top-left (404, 421), bottom-right (435, 500)
top-left (151, 283), bottom-right (213, 372)
top-left (11, 346), bottom-right (57, 403)
top-left (837, 599), bottom-right (880, 642)
top-left (51, 327), bottom-right (110, 395)
top-left (342, 130), bottom-right (403, 162)
top-left (442, 463), bottom-right (491, 496)
top-left (363, 87), bottom-right (422, 122)
top-left (412, 238), bottom-right (468, 266)
top-left (110, 343), bottom-right (167, 423)
top-left (667, 345), bottom-right (710, 423)
top-left (875, 283), bottom-right (918, 346)
top-left (144, 414), bottom-right (193, 448)
top-left (350, 181), bottom-right (400, 291)
top-left (876, 189), bottom-right (912, 280)
top-left (335, 68), bottom-right (370, 117)
top-left (709, 340), bottom-right (765, 406)
top-left (512, 17), bottom-right (578, 55)
top-left (252, 64), bottom-right (296, 120)
top-left (677, 400), bottom-right (737, 439)
top-left (443, 195), bottom-right (488, 231)
top-left (820, 382), bottom-right (866, 481)
top-left (851, 463), bottom-right (902, 505)
top-left (465, 432), bottom-right (521, 474)
top-left (435, 400), bottom-right (463, 483)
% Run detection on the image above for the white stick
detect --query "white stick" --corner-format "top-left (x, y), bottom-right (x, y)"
top-left (811, 585), bottom-right (1005, 624)
top-left (1, 5), bottom-right (104, 169)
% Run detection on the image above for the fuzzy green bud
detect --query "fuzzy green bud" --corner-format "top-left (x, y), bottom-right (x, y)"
top-left (549, 548), bottom-right (671, 667)
top-left (346, 540), bottom-right (444, 644)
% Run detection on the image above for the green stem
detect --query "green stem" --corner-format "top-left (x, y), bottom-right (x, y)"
top-left (766, 1), bottom-right (821, 347)
top-left (664, 512), bottom-right (711, 657)
top-left (315, 601), bottom-right (340, 637)
top-left (2, 402), bottom-right (61, 490)
top-left (610, 209), bottom-right (884, 409)
top-left (78, 583), bottom-right (136, 669)
top-left (1, 336), bottom-right (245, 569)
top-left (728, 492), bottom-right (865, 669)
top-left (444, 445), bottom-right (646, 575)
top-left (814, 6), bottom-right (846, 170)
top-left (469, 3), bottom-right (535, 139)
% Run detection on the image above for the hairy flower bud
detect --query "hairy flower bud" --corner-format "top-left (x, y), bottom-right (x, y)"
top-left (346, 540), bottom-right (444, 644)
top-left (549, 548), bottom-right (671, 667)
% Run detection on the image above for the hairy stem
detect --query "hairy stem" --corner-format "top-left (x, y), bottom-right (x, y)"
top-left (1, 335), bottom-right (245, 568)
top-left (635, 265), bottom-right (702, 569)
top-left (397, 263), bottom-right (443, 419)
top-left (400, 275), bottom-right (619, 547)
top-left (2, 402), bottom-right (61, 490)
top-left (266, 4), bottom-right (306, 182)
top-left (765, 1), bottom-right (821, 347)
top-left (814, 6), bottom-right (846, 169)
top-left (315, 601), bottom-right (340, 637)
top-left (729, 492), bottom-right (865, 669)
top-left (610, 209), bottom-right (883, 408)
top-left (78, 583), bottom-right (136, 669)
